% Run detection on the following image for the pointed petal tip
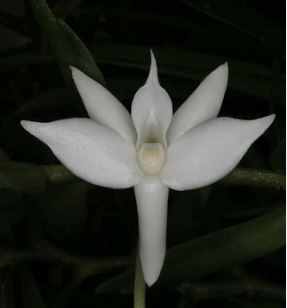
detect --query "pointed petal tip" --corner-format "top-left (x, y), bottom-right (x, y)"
top-left (21, 120), bottom-right (41, 134)
top-left (140, 245), bottom-right (165, 288)
top-left (70, 65), bottom-right (82, 78)
top-left (70, 65), bottom-right (77, 73)
top-left (163, 114), bottom-right (276, 191)
top-left (20, 119), bottom-right (29, 128)
top-left (146, 50), bottom-right (159, 85)
top-left (150, 49), bottom-right (156, 64)
top-left (70, 66), bottom-right (90, 84)
top-left (143, 270), bottom-right (160, 287)
top-left (70, 66), bottom-right (83, 85)
top-left (211, 62), bottom-right (229, 87)
top-left (266, 113), bottom-right (276, 122)
top-left (145, 278), bottom-right (156, 288)
top-left (20, 120), bottom-right (51, 141)
top-left (216, 62), bottom-right (228, 76)
top-left (255, 113), bottom-right (275, 132)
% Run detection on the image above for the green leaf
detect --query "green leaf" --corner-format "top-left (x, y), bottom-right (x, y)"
top-left (220, 168), bottom-right (285, 190)
top-left (96, 207), bottom-right (285, 293)
top-left (29, 0), bottom-right (106, 86)
top-left (271, 140), bottom-right (285, 173)
top-left (19, 268), bottom-right (48, 308)
top-left (0, 161), bottom-right (47, 194)
top-left (33, 182), bottom-right (88, 241)
top-left (163, 207), bottom-right (285, 284)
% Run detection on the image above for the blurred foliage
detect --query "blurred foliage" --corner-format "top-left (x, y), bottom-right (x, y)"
top-left (0, 0), bottom-right (285, 307)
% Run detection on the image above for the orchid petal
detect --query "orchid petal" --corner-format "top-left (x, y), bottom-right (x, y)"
top-left (134, 176), bottom-right (169, 286)
top-left (131, 51), bottom-right (173, 147)
top-left (21, 118), bottom-right (143, 188)
top-left (162, 115), bottom-right (275, 190)
top-left (71, 67), bottom-right (136, 144)
top-left (167, 63), bottom-right (228, 144)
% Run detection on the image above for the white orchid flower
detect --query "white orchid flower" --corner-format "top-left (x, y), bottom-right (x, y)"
top-left (21, 52), bottom-right (275, 286)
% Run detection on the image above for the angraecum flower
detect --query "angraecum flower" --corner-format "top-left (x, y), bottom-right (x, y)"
top-left (21, 51), bottom-right (275, 286)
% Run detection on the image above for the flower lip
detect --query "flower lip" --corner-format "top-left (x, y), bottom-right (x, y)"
top-left (138, 143), bottom-right (166, 175)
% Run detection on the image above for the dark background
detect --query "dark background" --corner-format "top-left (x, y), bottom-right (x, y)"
top-left (0, 0), bottom-right (285, 307)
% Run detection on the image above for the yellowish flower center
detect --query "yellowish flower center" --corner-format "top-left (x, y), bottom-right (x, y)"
top-left (138, 143), bottom-right (166, 175)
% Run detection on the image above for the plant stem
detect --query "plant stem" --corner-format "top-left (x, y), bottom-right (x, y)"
top-left (42, 164), bottom-right (77, 184)
top-left (221, 167), bottom-right (285, 189)
top-left (42, 165), bottom-right (285, 189)
top-left (134, 251), bottom-right (145, 308)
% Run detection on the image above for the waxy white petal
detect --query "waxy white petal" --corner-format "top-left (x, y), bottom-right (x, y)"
top-left (168, 63), bottom-right (228, 144)
top-left (131, 51), bottom-right (172, 147)
top-left (21, 118), bottom-right (143, 188)
top-left (134, 176), bottom-right (169, 286)
top-left (162, 115), bottom-right (275, 190)
top-left (71, 67), bottom-right (136, 144)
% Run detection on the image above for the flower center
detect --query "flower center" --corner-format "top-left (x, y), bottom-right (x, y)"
top-left (138, 143), bottom-right (166, 175)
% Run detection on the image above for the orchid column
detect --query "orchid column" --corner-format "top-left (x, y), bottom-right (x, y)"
top-left (21, 52), bottom-right (275, 287)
